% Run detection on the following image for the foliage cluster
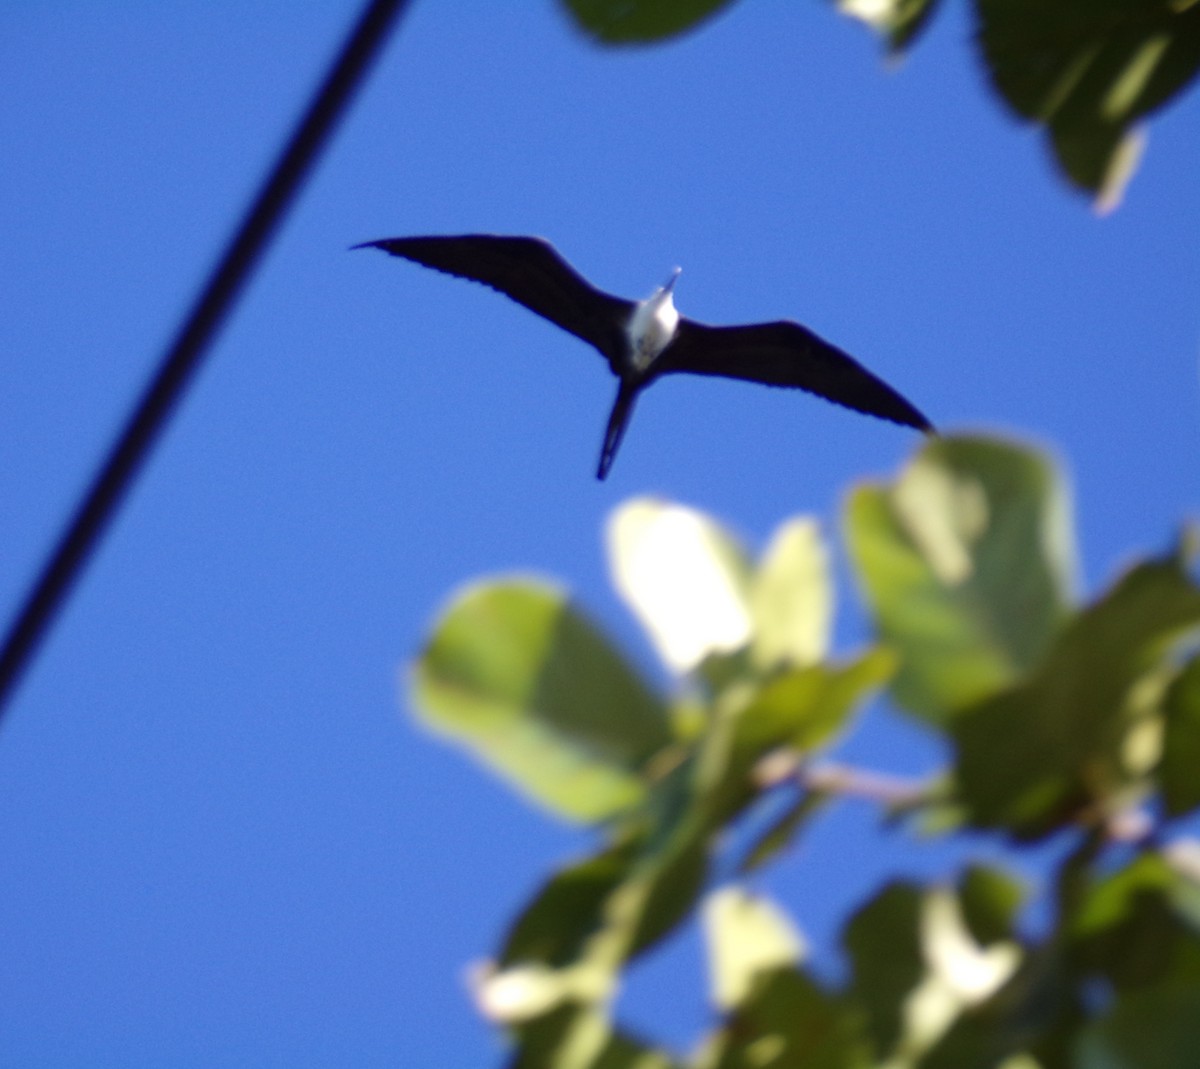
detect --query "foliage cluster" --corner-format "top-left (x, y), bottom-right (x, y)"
top-left (564, 0), bottom-right (1200, 209)
top-left (412, 436), bottom-right (1200, 1068)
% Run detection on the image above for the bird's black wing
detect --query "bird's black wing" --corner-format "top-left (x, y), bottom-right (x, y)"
top-left (355, 235), bottom-right (635, 361)
top-left (659, 319), bottom-right (933, 432)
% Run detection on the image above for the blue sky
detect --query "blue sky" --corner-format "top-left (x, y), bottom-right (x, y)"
top-left (0, 3), bottom-right (1197, 1066)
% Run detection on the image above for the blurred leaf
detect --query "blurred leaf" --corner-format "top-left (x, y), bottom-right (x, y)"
top-left (693, 648), bottom-right (893, 841)
top-left (751, 517), bottom-right (832, 671)
top-left (976, 0), bottom-right (1200, 203)
top-left (1051, 122), bottom-right (1144, 213)
top-left (500, 779), bottom-right (710, 975)
top-left (1161, 654), bottom-right (1200, 817)
top-left (608, 498), bottom-right (753, 675)
top-left (737, 790), bottom-right (828, 874)
top-left (738, 648), bottom-right (896, 754)
top-left (959, 864), bottom-right (1025, 946)
top-left (845, 436), bottom-right (1076, 723)
top-left (508, 1003), bottom-right (677, 1069)
top-left (501, 844), bottom-right (639, 969)
top-left (845, 882), bottom-right (925, 1057)
top-left (699, 967), bottom-right (869, 1069)
top-left (562, 0), bottom-right (735, 44)
top-left (412, 579), bottom-right (670, 822)
top-left (478, 963), bottom-right (576, 1025)
top-left (704, 887), bottom-right (806, 1010)
top-left (836, 0), bottom-right (943, 53)
top-left (1076, 988), bottom-right (1200, 1069)
top-left (953, 555), bottom-right (1200, 838)
top-left (625, 836), bottom-right (710, 959)
top-left (1070, 850), bottom-right (1200, 993)
top-left (849, 882), bottom-right (1024, 1066)
top-left (919, 888), bottom-right (1021, 1006)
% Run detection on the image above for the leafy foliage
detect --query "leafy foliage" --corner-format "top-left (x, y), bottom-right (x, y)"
top-left (560, 0), bottom-right (1200, 205)
top-left (410, 433), bottom-right (1200, 1067)
top-left (846, 436), bottom-right (1076, 723)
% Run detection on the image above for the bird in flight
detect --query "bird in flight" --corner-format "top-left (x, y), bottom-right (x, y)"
top-left (355, 234), bottom-right (932, 479)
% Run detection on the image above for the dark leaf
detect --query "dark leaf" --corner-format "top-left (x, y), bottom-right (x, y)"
top-left (844, 882), bottom-right (924, 1057)
top-left (1161, 655), bottom-right (1200, 817)
top-left (702, 967), bottom-right (869, 1069)
top-left (976, 0), bottom-right (1200, 201)
top-left (562, 0), bottom-right (735, 45)
top-left (959, 864), bottom-right (1025, 946)
top-left (1077, 988), bottom-right (1200, 1069)
top-left (953, 555), bottom-right (1200, 838)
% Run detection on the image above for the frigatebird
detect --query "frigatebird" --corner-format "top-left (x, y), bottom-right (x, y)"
top-left (355, 235), bottom-right (932, 479)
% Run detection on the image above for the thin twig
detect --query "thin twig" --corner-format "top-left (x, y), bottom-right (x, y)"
top-left (0, 0), bottom-right (409, 719)
top-left (799, 760), bottom-right (928, 808)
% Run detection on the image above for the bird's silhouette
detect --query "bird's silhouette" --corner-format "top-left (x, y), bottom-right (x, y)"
top-left (355, 234), bottom-right (932, 479)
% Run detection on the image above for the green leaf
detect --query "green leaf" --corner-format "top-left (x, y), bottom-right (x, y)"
top-left (411, 578), bottom-right (670, 822)
top-left (738, 648), bottom-right (896, 755)
top-left (624, 835), bottom-right (710, 959)
top-left (976, 0), bottom-right (1200, 203)
top-left (489, 836), bottom-right (709, 1026)
top-left (837, 0), bottom-right (943, 54)
top-left (845, 435), bottom-right (1076, 723)
top-left (562, 0), bottom-right (735, 45)
top-left (608, 498), bottom-right (753, 675)
top-left (1076, 989), bottom-right (1200, 1069)
top-left (699, 967), bottom-right (870, 1069)
top-left (692, 648), bottom-right (893, 841)
top-left (1161, 655), bottom-right (1200, 817)
top-left (953, 555), bottom-right (1200, 838)
top-left (959, 865), bottom-right (1025, 947)
top-left (500, 844), bottom-right (639, 969)
top-left (508, 1003), bottom-right (678, 1069)
top-left (750, 517), bottom-right (832, 671)
top-left (1069, 850), bottom-right (1200, 994)
top-left (704, 887), bottom-right (806, 1011)
top-left (844, 882), bottom-right (925, 1057)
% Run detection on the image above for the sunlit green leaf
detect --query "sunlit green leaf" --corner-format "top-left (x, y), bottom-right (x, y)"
top-left (953, 555), bottom-right (1200, 838)
top-left (562, 0), bottom-right (735, 45)
top-left (751, 517), bottom-right (832, 671)
top-left (608, 498), bottom-right (753, 675)
top-left (976, 0), bottom-right (1200, 202)
top-left (738, 648), bottom-right (896, 755)
top-left (836, 0), bottom-right (942, 53)
top-left (704, 887), bottom-right (806, 1011)
top-left (691, 649), bottom-right (893, 841)
top-left (1161, 655), bottom-right (1200, 817)
top-left (846, 436), bottom-right (1076, 723)
top-left (411, 578), bottom-right (670, 822)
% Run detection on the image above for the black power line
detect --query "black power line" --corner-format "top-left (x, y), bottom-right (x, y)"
top-left (0, 0), bottom-right (410, 718)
